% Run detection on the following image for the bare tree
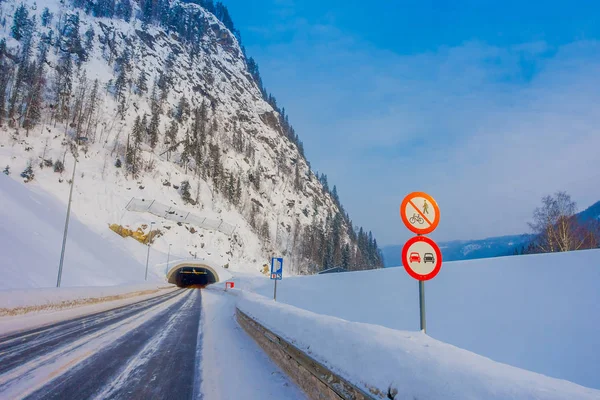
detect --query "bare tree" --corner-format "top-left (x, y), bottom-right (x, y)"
top-left (528, 191), bottom-right (588, 252)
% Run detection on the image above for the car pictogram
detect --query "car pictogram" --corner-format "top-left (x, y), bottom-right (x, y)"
top-left (424, 253), bottom-right (435, 263)
top-left (409, 252), bottom-right (421, 263)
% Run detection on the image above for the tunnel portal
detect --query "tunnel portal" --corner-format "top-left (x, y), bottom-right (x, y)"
top-left (167, 264), bottom-right (219, 288)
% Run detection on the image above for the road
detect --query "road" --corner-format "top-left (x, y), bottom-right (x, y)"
top-left (0, 288), bottom-right (204, 399)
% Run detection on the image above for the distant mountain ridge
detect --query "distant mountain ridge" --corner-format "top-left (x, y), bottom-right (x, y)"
top-left (383, 200), bottom-right (600, 267)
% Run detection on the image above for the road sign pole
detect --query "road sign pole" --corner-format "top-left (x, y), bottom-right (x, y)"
top-left (419, 280), bottom-right (426, 333)
top-left (273, 279), bottom-right (277, 301)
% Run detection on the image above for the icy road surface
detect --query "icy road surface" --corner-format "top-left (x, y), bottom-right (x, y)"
top-left (0, 289), bottom-right (304, 399)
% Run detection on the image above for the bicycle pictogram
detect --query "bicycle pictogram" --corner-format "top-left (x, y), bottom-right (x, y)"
top-left (409, 213), bottom-right (424, 225)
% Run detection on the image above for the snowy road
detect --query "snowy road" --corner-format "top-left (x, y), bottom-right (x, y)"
top-left (0, 288), bottom-right (204, 399)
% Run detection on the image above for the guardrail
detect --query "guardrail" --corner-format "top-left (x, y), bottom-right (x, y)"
top-left (236, 308), bottom-right (376, 400)
top-left (125, 198), bottom-right (236, 236)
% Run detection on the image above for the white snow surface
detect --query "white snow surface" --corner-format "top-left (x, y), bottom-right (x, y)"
top-left (201, 289), bottom-right (306, 400)
top-left (237, 289), bottom-right (599, 400)
top-left (231, 249), bottom-right (600, 391)
top-left (0, 174), bottom-right (168, 289)
top-left (0, 282), bottom-right (171, 310)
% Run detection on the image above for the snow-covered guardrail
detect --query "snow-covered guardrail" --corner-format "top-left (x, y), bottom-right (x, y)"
top-left (236, 308), bottom-right (373, 400)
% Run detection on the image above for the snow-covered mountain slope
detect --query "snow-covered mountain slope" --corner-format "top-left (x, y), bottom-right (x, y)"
top-left (0, 173), bottom-right (160, 289)
top-left (0, 0), bottom-right (383, 277)
top-left (234, 248), bottom-right (600, 390)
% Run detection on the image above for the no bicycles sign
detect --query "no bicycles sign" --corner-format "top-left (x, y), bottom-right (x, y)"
top-left (400, 192), bottom-right (440, 235)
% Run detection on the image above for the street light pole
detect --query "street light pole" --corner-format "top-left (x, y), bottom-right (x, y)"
top-left (56, 153), bottom-right (77, 288)
top-left (166, 244), bottom-right (172, 275)
top-left (145, 221), bottom-right (155, 281)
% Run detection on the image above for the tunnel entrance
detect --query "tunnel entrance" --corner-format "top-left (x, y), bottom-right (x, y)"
top-left (171, 266), bottom-right (217, 288)
top-left (167, 264), bottom-right (219, 288)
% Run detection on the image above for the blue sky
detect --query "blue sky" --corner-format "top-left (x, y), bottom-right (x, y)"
top-left (224, 0), bottom-right (600, 245)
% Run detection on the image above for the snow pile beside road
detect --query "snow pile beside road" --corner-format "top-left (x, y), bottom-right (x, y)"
top-left (237, 291), bottom-right (600, 400)
top-left (0, 283), bottom-right (173, 315)
top-left (232, 249), bottom-right (600, 390)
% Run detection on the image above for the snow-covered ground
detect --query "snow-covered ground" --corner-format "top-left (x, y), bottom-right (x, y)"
top-left (0, 285), bottom-right (177, 337)
top-left (200, 290), bottom-right (305, 400)
top-left (236, 289), bottom-right (599, 400)
top-left (231, 249), bottom-right (600, 391)
top-left (0, 174), bottom-right (167, 289)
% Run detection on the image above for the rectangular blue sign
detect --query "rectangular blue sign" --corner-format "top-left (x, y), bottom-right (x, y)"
top-left (270, 257), bottom-right (283, 280)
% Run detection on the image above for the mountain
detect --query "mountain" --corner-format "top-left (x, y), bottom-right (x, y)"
top-left (577, 201), bottom-right (600, 224)
top-left (0, 0), bottom-right (383, 278)
top-left (382, 234), bottom-right (534, 267)
top-left (383, 200), bottom-right (600, 267)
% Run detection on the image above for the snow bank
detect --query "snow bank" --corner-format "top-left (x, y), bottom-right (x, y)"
top-left (231, 249), bottom-right (600, 390)
top-left (237, 291), bottom-right (600, 400)
top-left (0, 283), bottom-right (172, 314)
top-left (0, 174), bottom-right (164, 289)
top-left (0, 285), bottom-right (177, 337)
top-left (200, 291), bottom-right (305, 400)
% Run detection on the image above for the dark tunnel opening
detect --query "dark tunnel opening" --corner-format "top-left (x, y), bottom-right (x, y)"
top-left (172, 266), bottom-right (217, 288)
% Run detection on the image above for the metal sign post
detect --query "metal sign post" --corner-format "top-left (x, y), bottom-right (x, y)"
top-left (400, 192), bottom-right (442, 334)
top-left (270, 257), bottom-right (283, 301)
top-left (419, 280), bottom-right (426, 333)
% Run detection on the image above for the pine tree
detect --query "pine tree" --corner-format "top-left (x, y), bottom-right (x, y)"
top-left (115, 0), bottom-right (132, 22)
top-left (53, 160), bottom-right (65, 173)
top-left (332, 185), bottom-right (340, 205)
top-left (0, 40), bottom-right (10, 127)
top-left (54, 52), bottom-right (73, 123)
top-left (41, 8), bottom-right (53, 27)
top-left (135, 72), bottom-right (148, 94)
top-left (180, 129), bottom-right (191, 172)
top-left (235, 176), bottom-right (242, 205)
top-left (141, 0), bottom-right (153, 26)
top-left (227, 173), bottom-right (235, 202)
top-left (180, 180), bottom-right (192, 204)
top-left (341, 244), bottom-right (351, 269)
top-left (148, 105), bottom-right (160, 149)
top-left (132, 115), bottom-right (143, 144)
top-left (20, 165), bottom-right (34, 182)
top-left (175, 96), bottom-right (189, 122)
top-left (11, 4), bottom-right (29, 41)
top-left (294, 161), bottom-right (302, 191)
top-left (3, 165), bottom-right (9, 175)
top-left (94, 0), bottom-right (116, 18)
top-left (252, 162), bottom-right (261, 191)
top-left (114, 68), bottom-right (127, 100)
top-left (84, 26), bottom-right (94, 53)
top-left (61, 13), bottom-right (87, 64)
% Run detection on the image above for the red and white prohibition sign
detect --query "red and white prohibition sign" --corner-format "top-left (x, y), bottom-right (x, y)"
top-left (402, 235), bottom-right (442, 281)
top-left (400, 192), bottom-right (440, 235)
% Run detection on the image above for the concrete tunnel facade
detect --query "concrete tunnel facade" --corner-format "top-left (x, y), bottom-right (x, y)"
top-left (166, 262), bottom-right (221, 288)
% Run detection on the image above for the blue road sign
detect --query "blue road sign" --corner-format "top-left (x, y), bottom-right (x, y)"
top-left (270, 257), bottom-right (283, 280)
